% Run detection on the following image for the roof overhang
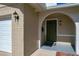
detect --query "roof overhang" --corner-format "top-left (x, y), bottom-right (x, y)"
top-left (29, 3), bottom-right (79, 12)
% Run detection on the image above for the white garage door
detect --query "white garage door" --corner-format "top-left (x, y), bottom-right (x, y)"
top-left (0, 20), bottom-right (12, 53)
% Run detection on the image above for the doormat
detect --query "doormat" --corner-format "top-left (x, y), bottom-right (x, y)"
top-left (43, 41), bottom-right (53, 47)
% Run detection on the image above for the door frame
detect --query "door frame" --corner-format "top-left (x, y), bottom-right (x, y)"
top-left (45, 18), bottom-right (58, 43)
top-left (39, 18), bottom-right (58, 48)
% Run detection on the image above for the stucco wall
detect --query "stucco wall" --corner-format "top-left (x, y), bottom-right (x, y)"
top-left (41, 20), bottom-right (46, 46)
top-left (24, 4), bottom-right (39, 56)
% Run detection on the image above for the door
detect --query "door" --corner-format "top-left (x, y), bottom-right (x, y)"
top-left (44, 20), bottom-right (57, 47)
top-left (0, 15), bottom-right (12, 56)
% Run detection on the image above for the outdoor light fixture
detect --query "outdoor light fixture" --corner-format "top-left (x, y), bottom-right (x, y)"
top-left (42, 26), bottom-right (44, 32)
top-left (59, 20), bottom-right (62, 26)
top-left (13, 11), bottom-right (19, 22)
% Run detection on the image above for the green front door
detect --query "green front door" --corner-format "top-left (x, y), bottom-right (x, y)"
top-left (45, 20), bottom-right (57, 46)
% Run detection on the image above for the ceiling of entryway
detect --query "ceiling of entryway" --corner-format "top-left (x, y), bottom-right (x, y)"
top-left (30, 3), bottom-right (79, 12)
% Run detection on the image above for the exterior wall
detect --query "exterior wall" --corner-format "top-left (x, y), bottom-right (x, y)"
top-left (12, 5), bottom-right (24, 56)
top-left (0, 4), bottom-right (24, 56)
top-left (39, 5), bottom-right (79, 54)
top-left (24, 4), bottom-right (39, 56)
top-left (41, 20), bottom-right (46, 46)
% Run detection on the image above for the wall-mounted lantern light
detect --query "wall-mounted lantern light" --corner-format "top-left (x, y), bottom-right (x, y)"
top-left (42, 26), bottom-right (44, 32)
top-left (59, 20), bottom-right (62, 26)
top-left (13, 11), bottom-right (19, 22)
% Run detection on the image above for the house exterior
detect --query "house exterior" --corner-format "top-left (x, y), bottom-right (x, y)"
top-left (0, 3), bottom-right (79, 56)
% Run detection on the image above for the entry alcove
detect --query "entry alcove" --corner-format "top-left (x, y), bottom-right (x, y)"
top-left (41, 13), bottom-right (76, 53)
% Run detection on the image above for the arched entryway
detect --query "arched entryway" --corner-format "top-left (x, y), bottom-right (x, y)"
top-left (40, 13), bottom-right (76, 54)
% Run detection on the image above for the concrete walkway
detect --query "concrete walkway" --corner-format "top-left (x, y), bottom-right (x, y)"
top-left (31, 42), bottom-right (75, 56)
top-left (42, 42), bottom-right (75, 54)
top-left (31, 49), bottom-right (56, 56)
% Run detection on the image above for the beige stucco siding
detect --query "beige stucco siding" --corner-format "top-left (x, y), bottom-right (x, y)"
top-left (24, 4), bottom-right (39, 56)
